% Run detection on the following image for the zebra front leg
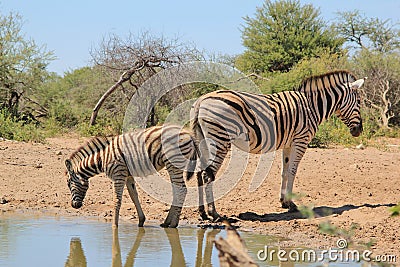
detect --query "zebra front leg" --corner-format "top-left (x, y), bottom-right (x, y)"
top-left (280, 144), bottom-right (306, 212)
top-left (280, 147), bottom-right (293, 210)
top-left (161, 183), bottom-right (187, 228)
top-left (112, 228), bottom-right (122, 266)
top-left (126, 177), bottom-right (146, 227)
top-left (161, 167), bottom-right (187, 228)
top-left (112, 179), bottom-right (125, 228)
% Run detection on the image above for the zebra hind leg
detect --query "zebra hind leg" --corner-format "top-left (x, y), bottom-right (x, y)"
top-left (197, 172), bottom-right (209, 221)
top-left (203, 168), bottom-right (221, 221)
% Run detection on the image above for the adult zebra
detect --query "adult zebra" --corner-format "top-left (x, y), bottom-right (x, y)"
top-left (190, 70), bottom-right (365, 220)
top-left (65, 125), bottom-right (197, 228)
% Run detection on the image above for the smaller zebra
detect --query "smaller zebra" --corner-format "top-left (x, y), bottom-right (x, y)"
top-left (65, 125), bottom-right (197, 228)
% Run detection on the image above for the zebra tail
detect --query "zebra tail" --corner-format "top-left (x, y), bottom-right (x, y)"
top-left (186, 146), bottom-right (197, 181)
top-left (188, 100), bottom-right (212, 181)
top-left (187, 127), bottom-right (203, 180)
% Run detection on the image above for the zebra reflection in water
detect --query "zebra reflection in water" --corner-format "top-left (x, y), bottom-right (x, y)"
top-left (64, 227), bottom-right (220, 267)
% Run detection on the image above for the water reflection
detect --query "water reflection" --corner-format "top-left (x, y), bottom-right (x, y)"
top-left (65, 238), bottom-right (87, 267)
top-left (195, 228), bottom-right (220, 267)
top-left (64, 227), bottom-right (221, 267)
top-left (1, 214), bottom-right (366, 267)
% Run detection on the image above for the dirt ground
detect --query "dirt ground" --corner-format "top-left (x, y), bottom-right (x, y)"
top-left (0, 136), bottom-right (399, 259)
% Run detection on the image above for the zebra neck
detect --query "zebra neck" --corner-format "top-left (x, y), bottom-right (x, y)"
top-left (305, 89), bottom-right (341, 126)
top-left (77, 151), bottom-right (104, 176)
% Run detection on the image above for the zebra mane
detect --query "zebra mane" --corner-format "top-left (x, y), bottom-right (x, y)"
top-left (296, 70), bottom-right (356, 92)
top-left (69, 136), bottom-right (110, 163)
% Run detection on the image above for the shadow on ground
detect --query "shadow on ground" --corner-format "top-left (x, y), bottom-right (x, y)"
top-left (238, 203), bottom-right (396, 222)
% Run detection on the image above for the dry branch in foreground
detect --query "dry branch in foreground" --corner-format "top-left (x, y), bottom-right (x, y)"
top-left (214, 221), bottom-right (258, 267)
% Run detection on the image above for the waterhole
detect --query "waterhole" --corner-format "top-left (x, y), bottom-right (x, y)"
top-left (0, 212), bottom-right (365, 266)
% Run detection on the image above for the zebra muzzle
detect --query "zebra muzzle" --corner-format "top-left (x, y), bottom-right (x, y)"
top-left (350, 123), bottom-right (362, 137)
top-left (71, 200), bottom-right (83, 209)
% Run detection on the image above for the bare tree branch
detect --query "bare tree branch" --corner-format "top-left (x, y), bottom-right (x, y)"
top-left (88, 31), bottom-right (201, 125)
top-left (214, 221), bottom-right (258, 267)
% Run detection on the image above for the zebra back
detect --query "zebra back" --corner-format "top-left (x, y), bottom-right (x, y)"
top-left (116, 125), bottom-right (198, 179)
top-left (68, 136), bottom-right (109, 177)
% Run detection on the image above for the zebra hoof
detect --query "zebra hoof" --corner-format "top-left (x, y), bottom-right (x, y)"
top-left (199, 212), bottom-right (210, 221)
top-left (281, 201), bottom-right (298, 212)
top-left (160, 222), bottom-right (169, 228)
top-left (288, 204), bottom-right (299, 212)
top-left (209, 213), bottom-right (221, 222)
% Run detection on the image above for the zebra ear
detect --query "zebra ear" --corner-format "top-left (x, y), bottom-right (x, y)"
top-left (349, 77), bottom-right (367, 90)
top-left (65, 159), bottom-right (74, 173)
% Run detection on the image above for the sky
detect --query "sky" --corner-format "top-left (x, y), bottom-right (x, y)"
top-left (1, 0), bottom-right (399, 75)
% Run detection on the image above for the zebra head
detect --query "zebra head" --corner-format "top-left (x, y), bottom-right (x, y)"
top-left (65, 159), bottom-right (89, 209)
top-left (336, 77), bottom-right (366, 137)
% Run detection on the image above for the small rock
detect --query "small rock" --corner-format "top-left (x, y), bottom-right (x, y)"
top-left (103, 211), bottom-right (112, 217)
top-left (35, 163), bottom-right (43, 168)
top-left (351, 164), bottom-right (360, 170)
top-left (56, 151), bottom-right (62, 155)
top-left (356, 143), bottom-right (365, 150)
top-left (0, 197), bottom-right (8, 204)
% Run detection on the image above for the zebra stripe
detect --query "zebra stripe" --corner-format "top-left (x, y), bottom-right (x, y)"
top-left (190, 70), bottom-right (365, 220)
top-left (65, 124), bottom-right (197, 228)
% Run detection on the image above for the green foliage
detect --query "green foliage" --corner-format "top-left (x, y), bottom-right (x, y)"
top-left (0, 10), bottom-right (54, 114)
top-left (389, 203), bottom-right (400, 217)
top-left (298, 205), bottom-right (315, 219)
top-left (318, 221), bottom-right (359, 242)
top-left (34, 66), bottom-right (123, 137)
top-left (334, 10), bottom-right (400, 52)
top-left (257, 52), bottom-right (349, 94)
top-left (309, 111), bottom-right (381, 148)
top-left (48, 101), bottom-right (79, 128)
top-left (237, 0), bottom-right (343, 73)
top-left (77, 120), bottom-right (120, 137)
top-left (0, 109), bottom-right (44, 142)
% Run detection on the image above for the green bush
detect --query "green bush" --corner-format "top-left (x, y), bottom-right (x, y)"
top-left (48, 101), bottom-right (80, 128)
top-left (309, 110), bottom-right (396, 148)
top-left (0, 110), bottom-right (45, 142)
top-left (76, 115), bottom-right (122, 137)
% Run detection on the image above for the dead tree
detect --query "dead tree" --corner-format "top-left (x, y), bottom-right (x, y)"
top-left (359, 63), bottom-right (400, 128)
top-left (89, 32), bottom-right (200, 126)
top-left (214, 221), bottom-right (259, 267)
